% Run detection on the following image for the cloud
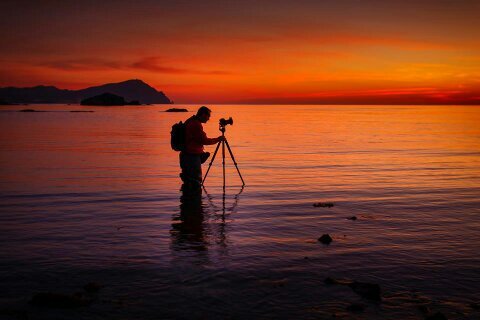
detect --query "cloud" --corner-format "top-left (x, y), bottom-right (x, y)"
top-left (37, 57), bottom-right (232, 75)
top-left (130, 57), bottom-right (232, 75)
top-left (40, 59), bottom-right (122, 71)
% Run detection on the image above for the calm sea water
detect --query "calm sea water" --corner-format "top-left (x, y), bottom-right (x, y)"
top-left (1, 104), bottom-right (479, 319)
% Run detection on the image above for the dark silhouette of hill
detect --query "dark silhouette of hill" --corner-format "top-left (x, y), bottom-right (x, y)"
top-left (77, 79), bottom-right (172, 104)
top-left (0, 79), bottom-right (173, 104)
top-left (0, 85), bottom-right (73, 104)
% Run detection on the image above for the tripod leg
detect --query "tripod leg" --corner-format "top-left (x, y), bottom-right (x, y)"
top-left (222, 140), bottom-right (226, 192)
top-left (224, 139), bottom-right (246, 186)
top-left (202, 141), bottom-right (221, 185)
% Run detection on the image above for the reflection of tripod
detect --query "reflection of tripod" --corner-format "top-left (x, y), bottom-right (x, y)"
top-left (202, 124), bottom-right (245, 190)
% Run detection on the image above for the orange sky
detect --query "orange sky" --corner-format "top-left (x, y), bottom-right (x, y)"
top-left (1, 0), bottom-right (479, 104)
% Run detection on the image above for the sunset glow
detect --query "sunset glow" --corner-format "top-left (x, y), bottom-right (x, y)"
top-left (1, 0), bottom-right (479, 104)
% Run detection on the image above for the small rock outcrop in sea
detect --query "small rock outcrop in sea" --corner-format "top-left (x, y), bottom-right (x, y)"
top-left (18, 109), bottom-right (46, 112)
top-left (165, 108), bottom-right (188, 112)
top-left (30, 292), bottom-right (92, 308)
top-left (318, 234), bottom-right (333, 244)
top-left (313, 202), bottom-right (334, 208)
top-left (81, 93), bottom-right (126, 106)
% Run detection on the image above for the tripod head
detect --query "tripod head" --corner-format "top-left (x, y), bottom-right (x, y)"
top-left (219, 117), bottom-right (233, 133)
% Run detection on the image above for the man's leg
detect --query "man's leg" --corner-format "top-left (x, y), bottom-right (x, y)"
top-left (179, 152), bottom-right (187, 183)
top-left (190, 154), bottom-right (202, 189)
top-left (180, 152), bottom-right (202, 189)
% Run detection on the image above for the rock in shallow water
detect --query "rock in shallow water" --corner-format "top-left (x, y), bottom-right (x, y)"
top-left (318, 234), bottom-right (333, 244)
top-left (313, 202), bottom-right (334, 207)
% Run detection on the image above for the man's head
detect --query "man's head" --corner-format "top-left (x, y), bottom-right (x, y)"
top-left (196, 106), bottom-right (211, 123)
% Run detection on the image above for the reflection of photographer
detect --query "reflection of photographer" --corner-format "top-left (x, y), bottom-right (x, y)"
top-left (180, 106), bottom-right (224, 190)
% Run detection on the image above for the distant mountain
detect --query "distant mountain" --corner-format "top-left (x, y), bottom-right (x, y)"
top-left (0, 79), bottom-right (173, 104)
top-left (77, 79), bottom-right (172, 104)
top-left (0, 85), bottom-right (74, 104)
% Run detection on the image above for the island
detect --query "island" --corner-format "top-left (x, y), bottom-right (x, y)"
top-left (80, 93), bottom-right (127, 106)
top-left (165, 108), bottom-right (188, 112)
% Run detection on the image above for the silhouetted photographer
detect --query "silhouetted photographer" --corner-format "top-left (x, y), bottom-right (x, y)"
top-left (178, 106), bottom-right (223, 190)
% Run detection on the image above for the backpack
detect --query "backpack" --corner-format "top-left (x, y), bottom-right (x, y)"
top-left (170, 116), bottom-right (193, 151)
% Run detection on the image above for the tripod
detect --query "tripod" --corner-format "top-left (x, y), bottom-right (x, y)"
top-left (202, 124), bottom-right (245, 190)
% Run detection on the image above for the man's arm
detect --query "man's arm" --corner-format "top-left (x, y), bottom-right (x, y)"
top-left (199, 127), bottom-right (222, 145)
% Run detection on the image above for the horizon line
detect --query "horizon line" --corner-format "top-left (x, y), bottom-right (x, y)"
top-left (3, 102), bottom-right (480, 106)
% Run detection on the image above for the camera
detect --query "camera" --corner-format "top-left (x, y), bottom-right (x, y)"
top-left (219, 117), bottom-right (233, 127)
